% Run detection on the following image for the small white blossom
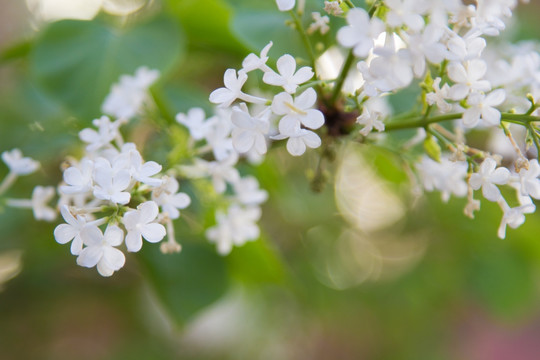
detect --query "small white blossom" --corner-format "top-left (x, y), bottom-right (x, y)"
top-left (152, 176), bottom-right (191, 220)
top-left (272, 124), bottom-right (322, 157)
top-left (497, 196), bottom-right (535, 239)
top-left (79, 116), bottom-right (124, 152)
top-left (54, 205), bottom-right (94, 255)
top-left (448, 60), bottom-right (491, 100)
top-left (92, 158), bottom-right (131, 205)
top-left (367, 35), bottom-right (414, 92)
top-left (324, 1), bottom-right (343, 16)
top-left (356, 106), bottom-right (385, 136)
top-left (307, 12), bottom-right (330, 35)
top-left (242, 42), bottom-right (273, 73)
top-left (337, 8), bottom-right (385, 58)
top-left (230, 105), bottom-right (270, 155)
top-left (426, 78), bottom-right (453, 113)
top-left (77, 225), bottom-right (125, 277)
top-left (263, 54), bottom-right (314, 94)
top-left (30, 186), bottom-right (57, 221)
top-left (2, 149), bottom-right (40, 176)
top-left (210, 69), bottom-right (266, 108)
top-left (469, 157), bottom-right (510, 201)
top-left (518, 159), bottom-right (540, 199)
top-left (176, 107), bottom-right (215, 140)
top-left (403, 24), bottom-right (447, 77)
top-left (462, 89), bottom-right (506, 128)
top-left (123, 201), bottom-right (166, 252)
top-left (60, 158), bottom-right (94, 195)
top-left (271, 88), bottom-right (325, 133)
top-left (385, 0), bottom-right (429, 32)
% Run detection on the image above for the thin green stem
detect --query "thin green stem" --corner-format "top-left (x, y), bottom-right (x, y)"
top-left (149, 86), bottom-right (175, 125)
top-left (384, 112), bottom-right (540, 132)
top-left (290, 10), bottom-right (318, 80)
top-left (344, 0), bottom-right (356, 8)
top-left (330, 50), bottom-right (356, 105)
top-left (527, 123), bottom-right (540, 156)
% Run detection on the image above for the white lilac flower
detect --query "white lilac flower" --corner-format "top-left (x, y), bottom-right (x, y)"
top-left (518, 159), bottom-right (540, 199)
top-left (448, 60), bottom-right (491, 100)
top-left (152, 176), bottom-right (191, 220)
top-left (176, 107), bottom-right (215, 140)
top-left (356, 106), bottom-right (385, 136)
top-left (54, 205), bottom-right (94, 255)
top-left (276, 0), bottom-right (295, 11)
top-left (403, 24), bottom-right (447, 77)
top-left (426, 78), bottom-right (453, 113)
top-left (242, 42), bottom-right (273, 73)
top-left (102, 66), bottom-right (159, 119)
top-left (1, 148), bottom-right (40, 176)
top-left (123, 201), bottom-right (166, 252)
top-left (307, 12), bottom-right (330, 35)
top-left (206, 205), bottom-right (262, 255)
top-left (469, 157), bottom-right (510, 201)
top-left (209, 69), bottom-right (266, 108)
top-left (204, 111), bottom-right (235, 161)
top-left (76, 225), bottom-right (125, 277)
top-left (202, 156), bottom-right (241, 194)
top-left (232, 176), bottom-right (268, 206)
top-left (271, 88), bottom-right (325, 133)
top-left (368, 35), bottom-right (414, 92)
top-left (416, 156), bottom-right (468, 202)
top-left (79, 116), bottom-right (124, 152)
top-left (262, 54), bottom-right (314, 94)
top-left (30, 186), bottom-right (57, 221)
top-left (272, 123), bottom-right (322, 157)
top-left (60, 158), bottom-right (94, 195)
top-left (497, 196), bottom-right (535, 239)
top-left (92, 158), bottom-right (131, 205)
top-left (230, 105), bottom-right (270, 155)
top-left (462, 89), bottom-right (506, 128)
top-left (385, 0), bottom-right (429, 32)
top-left (446, 32), bottom-right (486, 62)
top-left (116, 144), bottom-right (162, 187)
top-left (337, 8), bottom-right (385, 58)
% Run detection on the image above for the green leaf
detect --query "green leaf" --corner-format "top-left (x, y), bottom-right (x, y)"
top-left (139, 242), bottom-right (228, 326)
top-left (166, 0), bottom-right (245, 53)
top-left (30, 17), bottom-right (184, 120)
top-left (231, 10), bottom-right (307, 60)
top-left (226, 238), bottom-right (287, 285)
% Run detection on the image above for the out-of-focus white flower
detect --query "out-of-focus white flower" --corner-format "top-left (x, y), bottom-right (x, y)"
top-left (385, 0), bottom-right (429, 32)
top-left (1, 149), bottom-right (40, 176)
top-left (152, 176), bottom-right (191, 220)
top-left (30, 186), bottom-right (57, 221)
top-left (176, 107), bottom-right (214, 141)
top-left (307, 12), bottom-right (330, 35)
top-left (263, 54), bottom-right (314, 94)
top-left (275, 0), bottom-right (295, 11)
top-left (79, 116), bottom-right (124, 152)
top-left (206, 205), bottom-right (261, 255)
top-left (123, 201), bottom-right (166, 252)
top-left (102, 66), bottom-right (159, 119)
top-left (356, 106), bottom-right (385, 136)
top-left (324, 1), bottom-right (343, 16)
top-left (469, 157), bottom-right (510, 201)
top-left (426, 78), bottom-right (453, 113)
top-left (337, 8), bottom-right (384, 58)
top-left (518, 159), bottom-right (540, 199)
top-left (497, 196), bottom-right (535, 239)
top-left (417, 156), bottom-right (468, 202)
top-left (403, 24), bottom-right (447, 77)
top-left (77, 225), bottom-right (125, 277)
top-left (232, 176), bottom-right (268, 206)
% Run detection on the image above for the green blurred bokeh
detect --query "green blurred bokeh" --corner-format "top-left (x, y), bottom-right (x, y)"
top-left (1, 1), bottom-right (540, 359)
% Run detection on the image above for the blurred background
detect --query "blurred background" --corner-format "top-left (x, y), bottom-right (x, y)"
top-left (1, 1), bottom-right (540, 359)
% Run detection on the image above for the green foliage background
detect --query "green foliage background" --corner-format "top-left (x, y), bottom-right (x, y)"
top-left (1, 1), bottom-right (540, 359)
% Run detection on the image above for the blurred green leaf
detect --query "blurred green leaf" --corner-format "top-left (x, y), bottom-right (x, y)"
top-left (231, 10), bottom-right (308, 60)
top-left (226, 237), bottom-right (287, 285)
top-left (0, 40), bottom-right (32, 64)
top-left (30, 17), bottom-right (184, 120)
top-left (138, 242), bottom-right (228, 325)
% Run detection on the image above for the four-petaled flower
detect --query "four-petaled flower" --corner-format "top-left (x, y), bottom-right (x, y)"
top-left (76, 225), bottom-right (126, 277)
top-left (123, 201), bottom-right (166, 252)
top-left (263, 54), bottom-right (314, 94)
top-left (469, 157), bottom-right (510, 201)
